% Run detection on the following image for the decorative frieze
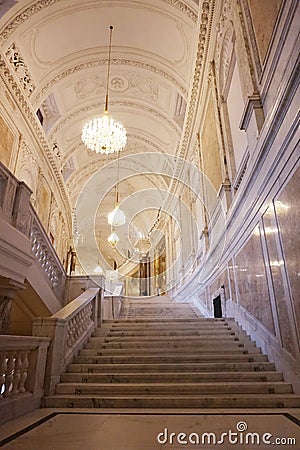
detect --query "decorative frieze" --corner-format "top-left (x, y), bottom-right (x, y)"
top-left (33, 59), bottom-right (187, 108)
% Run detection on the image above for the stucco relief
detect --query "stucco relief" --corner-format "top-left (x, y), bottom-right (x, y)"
top-left (5, 43), bottom-right (35, 95)
top-left (216, 22), bottom-right (235, 99)
top-left (16, 141), bottom-right (39, 198)
top-left (32, 59), bottom-right (187, 108)
top-left (73, 72), bottom-right (159, 103)
top-left (74, 75), bottom-right (104, 100)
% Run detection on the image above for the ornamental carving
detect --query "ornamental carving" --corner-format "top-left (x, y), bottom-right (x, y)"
top-left (217, 23), bottom-right (235, 97)
top-left (0, 54), bottom-right (72, 230)
top-left (174, 0), bottom-right (212, 164)
top-left (6, 43), bottom-right (35, 95)
top-left (73, 72), bottom-right (158, 102)
top-left (33, 59), bottom-right (187, 107)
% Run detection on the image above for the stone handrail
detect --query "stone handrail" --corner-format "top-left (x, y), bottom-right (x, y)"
top-left (0, 335), bottom-right (50, 424)
top-left (32, 287), bottom-right (100, 394)
top-left (0, 161), bottom-right (66, 297)
top-left (30, 208), bottom-right (66, 295)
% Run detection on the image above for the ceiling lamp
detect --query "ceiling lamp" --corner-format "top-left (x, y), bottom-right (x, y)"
top-left (94, 262), bottom-right (103, 274)
top-left (81, 26), bottom-right (127, 155)
top-left (107, 230), bottom-right (120, 247)
top-left (108, 202), bottom-right (126, 227)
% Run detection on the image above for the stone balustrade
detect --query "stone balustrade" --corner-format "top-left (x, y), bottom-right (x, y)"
top-left (30, 214), bottom-right (65, 292)
top-left (0, 161), bottom-right (66, 297)
top-left (32, 288), bottom-right (100, 394)
top-left (0, 335), bottom-right (50, 424)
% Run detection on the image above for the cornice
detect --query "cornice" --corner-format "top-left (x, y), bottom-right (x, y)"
top-left (0, 53), bottom-right (72, 231)
top-left (0, 0), bottom-right (59, 44)
top-left (32, 58), bottom-right (188, 107)
top-left (170, 0), bottom-right (214, 190)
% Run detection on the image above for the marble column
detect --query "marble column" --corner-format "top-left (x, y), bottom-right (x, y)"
top-left (0, 278), bottom-right (24, 334)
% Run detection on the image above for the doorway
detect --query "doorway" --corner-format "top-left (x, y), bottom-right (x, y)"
top-left (213, 295), bottom-right (222, 318)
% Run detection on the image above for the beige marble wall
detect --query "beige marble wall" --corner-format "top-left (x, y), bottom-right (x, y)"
top-left (275, 167), bottom-right (300, 335)
top-left (248, 0), bottom-right (282, 63)
top-left (200, 93), bottom-right (222, 192)
top-left (0, 115), bottom-right (14, 167)
top-left (210, 269), bottom-right (229, 300)
top-left (36, 180), bottom-right (51, 230)
top-left (235, 225), bottom-right (275, 334)
top-left (263, 202), bottom-right (296, 357)
top-left (228, 258), bottom-right (237, 302)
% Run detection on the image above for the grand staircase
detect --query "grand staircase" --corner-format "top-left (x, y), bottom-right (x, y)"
top-left (44, 297), bottom-right (300, 409)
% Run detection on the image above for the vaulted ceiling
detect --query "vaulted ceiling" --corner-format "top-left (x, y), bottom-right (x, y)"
top-left (0, 0), bottom-right (199, 266)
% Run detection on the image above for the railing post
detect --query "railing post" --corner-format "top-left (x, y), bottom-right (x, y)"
top-left (26, 340), bottom-right (50, 398)
top-left (32, 317), bottom-right (66, 395)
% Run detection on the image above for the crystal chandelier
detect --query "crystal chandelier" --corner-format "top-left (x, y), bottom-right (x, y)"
top-left (81, 26), bottom-right (127, 155)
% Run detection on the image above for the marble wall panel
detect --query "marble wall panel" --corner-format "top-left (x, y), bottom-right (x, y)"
top-left (0, 115), bottom-right (14, 167)
top-left (275, 166), bottom-right (300, 335)
top-left (248, 0), bottom-right (282, 63)
top-left (228, 258), bottom-right (237, 302)
top-left (263, 202), bottom-right (296, 357)
top-left (36, 181), bottom-right (50, 229)
top-left (235, 225), bottom-right (275, 334)
top-left (201, 93), bottom-right (223, 192)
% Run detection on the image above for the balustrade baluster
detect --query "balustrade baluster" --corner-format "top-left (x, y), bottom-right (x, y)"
top-left (0, 352), bottom-right (7, 397)
top-left (4, 352), bottom-right (15, 397)
top-left (18, 351), bottom-right (29, 393)
top-left (11, 351), bottom-right (22, 394)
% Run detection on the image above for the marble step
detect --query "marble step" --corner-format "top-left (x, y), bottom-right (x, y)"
top-left (110, 318), bottom-right (228, 324)
top-left (108, 325), bottom-right (232, 332)
top-left (60, 371), bottom-right (283, 384)
top-left (43, 394), bottom-right (300, 409)
top-left (84, 340), bottom-right (256, 350)
top-left (90, 335), bottom-right (249, 343)
top-left (55, 381), bottom-right (293, 395)
top-left (102, 329), bottom-right (238, 337)
top-left (73, 353), bottom-right (269, 364)
top-left (110, 323), bottom-right (230, 328)
top-left (79, 345), bottom-right (261, 356)
top-left (67, 361), bottom-right (276, 373)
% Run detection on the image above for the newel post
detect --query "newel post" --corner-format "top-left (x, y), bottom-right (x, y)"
top-left (32, 317), bottom-right (66, 395)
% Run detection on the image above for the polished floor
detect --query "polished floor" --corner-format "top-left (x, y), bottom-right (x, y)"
top-left (0, 408), bottom-right (299, 449)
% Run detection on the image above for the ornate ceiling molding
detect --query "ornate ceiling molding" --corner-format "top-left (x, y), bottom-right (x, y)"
top-left (32, 58), bottom-right (187, 107)
top-left (6, 42), bottom-right (35, 96)
top-left (169, 0), bottom-right (214, 192)
top-left (0, 53), bottom-right (72, 230)
top-left (49, 99), bottom-right (181, 139)
top-left (162, 0), bottom-right (197, 22)
top-left (0, 0), bottom-right (59, 44)
top-left (0, 0), bottom-right (197, 45)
